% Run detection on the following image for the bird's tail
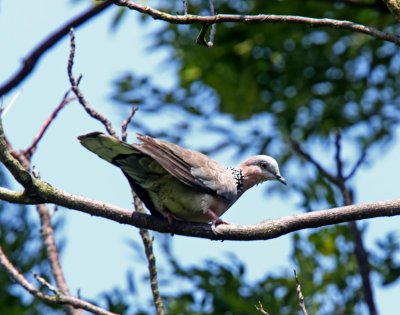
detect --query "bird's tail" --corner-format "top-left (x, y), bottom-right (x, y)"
top-left (78, 132), bottom-right (137, 163)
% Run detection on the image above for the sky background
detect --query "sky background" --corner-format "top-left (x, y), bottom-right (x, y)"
top-left (1, 1), bottom-right (399, 313)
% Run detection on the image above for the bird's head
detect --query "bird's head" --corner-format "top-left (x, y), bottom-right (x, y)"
top-left (239, 155), bottom-right (286, 189)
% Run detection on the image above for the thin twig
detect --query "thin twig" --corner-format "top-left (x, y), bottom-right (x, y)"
top-left (0, 1), bottom-right (112, 96)
top-left (294, 270), bottom-right (309, 315)
top-left (290, 139), bottom-right (340, 185)
top-left (121, 106), bottom-right (137, 142)
top-left (334, 130), bottom-right (344, 179)
top-left (196, 0), bottom-right (216, 47)
top-left (133, 194), bottom-right (165, 315)
top-left (255, 301), bottom-right (270, 315)
top-left (110, 0), bottom-right (400, 46)
top-left (34, 273), bottom-right (59, 294)
top-left (208, 0), bottom-right (216, 46)
top-left (345, 150), bottom-right (367, 180)
top-left (182, 0), bottom-right (188, 15)
top-left (24, 93), bottom-right (75, 158)
top-left (67, 29), bottom-right (117, 138)
top-left (0, 245), bottom-right (118, 315)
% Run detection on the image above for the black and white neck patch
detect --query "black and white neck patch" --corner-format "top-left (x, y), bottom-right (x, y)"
top-left (228, 167), bottom-right (244, 194)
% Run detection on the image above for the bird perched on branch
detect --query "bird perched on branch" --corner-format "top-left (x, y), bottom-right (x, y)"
top-left (78, 132), bottom-right (286, 229)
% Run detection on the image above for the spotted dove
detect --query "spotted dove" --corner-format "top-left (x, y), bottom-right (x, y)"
top-left (78, 132), bottom-right (286, 227)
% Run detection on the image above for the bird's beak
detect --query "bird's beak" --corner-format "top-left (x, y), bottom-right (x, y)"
top-left (276, 175), bottom-right (287, 185)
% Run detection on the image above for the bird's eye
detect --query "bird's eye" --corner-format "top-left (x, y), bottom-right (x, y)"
top-left (260, 162), bottom-right (267, 169)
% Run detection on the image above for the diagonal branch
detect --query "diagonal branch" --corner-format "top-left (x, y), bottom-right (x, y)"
top-left (121, 106), bottom-right (137, 142)
top-left (109, 0), bottom-right (400, 46)
top-left (345, 150), bottom-right (367, 181)
top-left (0, 1), bottom-right (112, 97)
top-left (295, 132), bottom-right (378, 315)
top-left (67, 29), bottom-right (117, 138)
top-left (0, 245), bottom-right (118, 315)
top-left (37, 204), bottom-right (82, 315)
top-left (23, 92), bottom-right (75, 158)
top-left (294, 270), bottom-right (309, 315)
top-left (290, 139), bottom-right (340, 185)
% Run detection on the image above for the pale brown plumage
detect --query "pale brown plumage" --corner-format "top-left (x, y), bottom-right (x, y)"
top-left (78, 132), bottom-right (286, 227)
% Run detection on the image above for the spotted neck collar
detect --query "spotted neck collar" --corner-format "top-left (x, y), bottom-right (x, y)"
top-left (228, 167), bottom-right (244, 194)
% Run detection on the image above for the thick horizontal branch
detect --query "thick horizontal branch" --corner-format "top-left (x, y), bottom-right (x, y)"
top-left (2, 179), bottom-right (400, 241)
top-left (1, 119), bottom-right (399, 241)
top-left (109, 0), bottom-right (400, 46)
top-left (0, 187), bottom-right (40, 204)
top-left (0, 1), bottom-right (112, 96)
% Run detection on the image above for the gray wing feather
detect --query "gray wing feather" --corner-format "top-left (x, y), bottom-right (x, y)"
top-left (135, 134), bottom-right (237, 200)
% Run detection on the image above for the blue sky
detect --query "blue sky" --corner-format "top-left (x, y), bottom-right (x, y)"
top-left (1, 1), bottom-right (399, 313)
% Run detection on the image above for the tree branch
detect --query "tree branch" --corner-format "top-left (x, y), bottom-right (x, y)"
top-left (121, 106), bottom-right (137, 142)
top-left (134, 195), bottom-right (165, 315)
top-left (108, 0), bottom-right (400, 46)
top-left (294, 131), bottom-right (378, 315)
top-left (67, 29), bottom-right (117, 138)
top-left (294, 270), bottom-right (309, 315)
top-left (2, 178), bottom-right (400, 241)
top-left (0, 245), bottom-right (118, 315)
top-left (290, 139), bottom-right (340, 185)
top-left (37, 204), bottom-right (82, 315)
top-left (0, 1), bottom-right (112, 97)
top-left (23, 92), bottom-right (75, 158)
top-left (1, 119), bottom-right (400, 241)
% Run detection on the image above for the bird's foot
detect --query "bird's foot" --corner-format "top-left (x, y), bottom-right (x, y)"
top-left (211, 218), bottom-right (230, 235)
top-left (163, 209), bottom-right (177, 224)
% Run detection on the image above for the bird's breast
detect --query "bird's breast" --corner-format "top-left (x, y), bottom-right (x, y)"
top-left (147, 176), bottom-right (233, 223)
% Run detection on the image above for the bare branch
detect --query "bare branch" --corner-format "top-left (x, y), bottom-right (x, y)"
top-left (196, 23), bottom-right (213, 47)
top-left (349, 221), bottom-right (378, 315)
top-left (293, 133), bottom-right (378, 315)
top-left (109, 0), bottom-right (400, 46)
top-left (0, 1), bottom-right (112, 97)
top-left (24, 93), bottom-right (75, 158)
top-left (0, 122), bottom-right (35, 190)
top-left (33, 273), bottom-right (59, 295)
top-left (334, 130), bottom-right (344, 180)
top-left (0, 245), bottom-right (118, 315)
top-left (255, 301), bottom-right (270, 315)
top-left (67, 29), bottom-right (117, 138)
top-left (134, 194), bottom-right (165, 315)
top-left (1, 121), bottom-right (400, 241)
top-left (294, 270), bottom-right (309, 315)
top-left (121, 106), bottom-right (137, 142)
top-left (345, 150), bottom-right (367, 181)
top-left (182, 0), bottom-right (188, 15)
top-left (2, 175), bottom-right (400, 241)
top-left (290, 139), bottom-right (340, 185)
top-left (208, 0), bottom-right (216, 46)
top-left (37, 204), bottom-right (83, 315)
top-left (0, 187), bottom-right (39, 204)
top-left (196, 0), bottom-right (216, 47)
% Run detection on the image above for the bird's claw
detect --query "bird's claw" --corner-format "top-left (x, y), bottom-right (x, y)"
top-left (211, 219), bottom-right (230, 235)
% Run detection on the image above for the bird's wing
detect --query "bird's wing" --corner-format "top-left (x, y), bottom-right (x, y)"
top-left (135, 134), bottom-right (237, 200)
top-left (78, 132), bottom-right (163, 217)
